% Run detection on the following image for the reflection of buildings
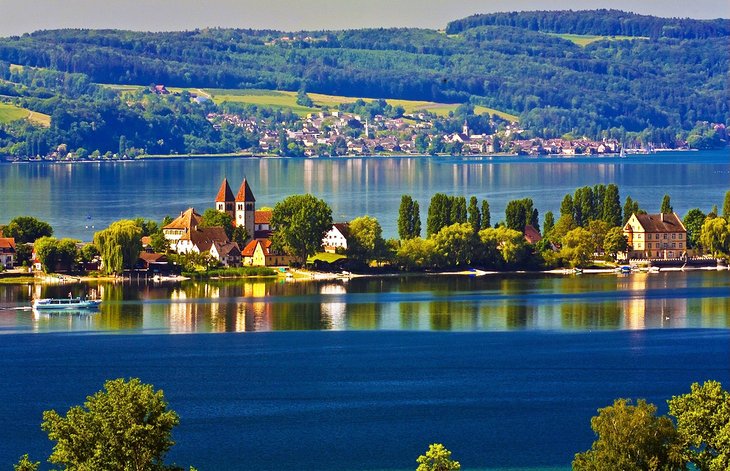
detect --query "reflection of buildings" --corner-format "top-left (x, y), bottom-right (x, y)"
top-left (620, 273), bottom-right (688, 329)
top-left (320, 283), bottom-right (346, 330)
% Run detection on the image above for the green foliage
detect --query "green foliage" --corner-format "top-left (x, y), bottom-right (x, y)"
top-left (93, 220), bottom-right (143, 274)
top-left (133, 218), bottom-right (160, 237)
top-left (416, 443), bottom-right (460, 471)
top-left (560, 227), bottom-right (594, 267)
top-left (79, 243), bottom-right (99, 263)
top-left (467, 196), bottom-right (481, 232)
top-left (573, 398), bottom-right (685, 471)
top-left (395, 237), bottom-right (438, 270)
top-left (549, 214), bottom-right (577, 243)
top-left (480, 199), bottom-right (491, 229)
top-left (543, 211), bottom-right (555, 235)
top-left (200, 208), bottom-right (234, 240)
top-left (33, 236), bottom-right (79, 273)
top-left (449, 196), bottom-right (467, 224)
top-left (699, 217), bottom-right (730, 258)
top-left (232, 225), bottom-right (250, 246)
top-left (433, 223), bottom-right (478, 267)
top-left (4, 216), bottom-right (53, 243)
top-left (347, 215), bottom-right (387, 263)
top-left (478, 226), bottom-right (529, 268)
top-left (661, 194), bottom-right (674, 214)
top-left (602, 184), bottom-right (622, 227)
top-left (505, 198), bottom-right (537, 232)
top-left (150, 232), bottom-right (170, 253)
top-left (604, 227), bottom-right (628, 257)
top-left (13, 454), bottom-right (39, 471)
top-left (668, 380), bottom-right (730, 471)
top-left (398, 195), bottom-right (421, 240)
top-left (271, 194), bottom-right (332, 264)
top-left (623, 196), bottom-right (641, 225)
top-left (683, 209), bottom-right (707, 250)
top-left (426, 193), bottom-right (452, 237)
top-left (41, 378), bottom-right (181, 471)
top-left (186, 266), bottom-right (276, 278)
top-left (723, 191), bottom-right (730, 221)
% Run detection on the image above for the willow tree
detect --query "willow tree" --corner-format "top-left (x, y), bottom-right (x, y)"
top-left (93, 220), bottom-right (143, 274)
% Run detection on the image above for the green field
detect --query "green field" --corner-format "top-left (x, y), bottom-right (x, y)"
top-left (205, 88), bottom-right (519, 121)
top-left (550, 33), bottom-right (647, 47)
top-left (0, 102), bottom-right (51, 127)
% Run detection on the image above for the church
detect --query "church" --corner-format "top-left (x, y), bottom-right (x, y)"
top-left (214, 178), bottom-right (272, 240)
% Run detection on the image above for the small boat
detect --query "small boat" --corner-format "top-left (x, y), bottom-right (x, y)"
top-left (32, 297), bottom-right (101, 311)
top-left (619, 265), bottom-right (632, 274)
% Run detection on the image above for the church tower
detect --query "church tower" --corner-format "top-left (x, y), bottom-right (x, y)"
top-left (235, 178), bottom-right (256, 238)
top-left (215, 178), bottom-right (236, 220)
top-left (462, 119), bottom-right (470, 137)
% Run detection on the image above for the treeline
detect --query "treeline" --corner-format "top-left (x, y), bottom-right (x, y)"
top-left (445, 9), bottom-right (730, 39)
top-left (0, 10), bottom-right (727, 141)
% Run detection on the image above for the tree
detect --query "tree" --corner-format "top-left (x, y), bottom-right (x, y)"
top-left (699, 217), bottom-right (729, 258)
top-left (79, 243), bottom-right (99, 263)
top-left (543, 211), bottom-right (555, 236)
top-left (560, 227), bottom-right (594, 267)
top-left (200, 208), bottom-right (234, 240)
top-left (150, 232), bottom-right (170, 253)
top-left (13, 454), bottom-right (39, 471)
top-left (41, 378), bottom-right (181, 471)
top-left (33, 237), bottom-right (79, 273)
top-left (396, 237), bottom-right (438, 270)
top-left (668, 380), bottom-right (730, 471)
top-left (560, 194), bottom-right (574, 218)
top-left (603, 227), bottom-right (628, 258)
top-left (602, 184), bottom-right (622, 227)
top-left (398, 195), bottom-right (421, 240)
top-left (573, 398), bottom-right (685, 471)
top-left (449, 196), bottom-right (467, 224)
top-left (623, 196), bottom-right (641, 225)
top-left (480, 199), bottom-right (491, 230)
top-left (270, 194), bottom-right (332, 264)
top-left (723, 191), bottom-right (730, 221)
top-left (433, 223), bottom-right (478, 267)
top-left (348, 215), bottom-right (386, 263)
top-left (505, 198), bottom-right (536, 232)
top-left (416, 443), bottom-right (460, 471)
top-left (587, 219), bottom-right (611, 254)
top-left (232, 225), bottom-right (250, 246)
top-left (661, 194), bottom-right (674, 214)
top-left (4, 216), bottom-right (53, 243)
top-left (467, 196), bottom-right (481, 232)
top-left (133, 218), bottom-right (160, 237)
top-left (426, 193), bottom-right (452, 237)
top-left (683, 209), bottom-right (707, 250)
top-left (93, 220), bottom-right (143, 275)
top-left (478, 226), bottom-right (529, 268)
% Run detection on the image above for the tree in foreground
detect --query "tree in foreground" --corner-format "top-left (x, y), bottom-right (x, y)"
top-left (683, 208), bottom-right (707, 250)
top-left (416, 443), bottom-right (460, 471)
top-left (723, 190), bottom-right (730, 221)
top-left (573, 398), bottom-right (685, 471)
top-left (200, 208), bottom-right (234, 240)
top-left (661, 194), bottom-right (674, 214)
top-left (348, 215), bottom-right (387, 263)
top-left (270, 194), bottom-right (332, 265)
top-left (668, 380), bottom-right (730, 471)
top-left (13, 454), bottom-right (39, 471)
top-left (699, 217), bottom-right (729, 258)
top-left (40, 378), bottom-right (181, 471)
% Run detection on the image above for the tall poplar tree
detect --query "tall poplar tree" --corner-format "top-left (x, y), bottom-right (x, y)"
top-left (661, 194), bottom-right (673, 214)
top-left (480, 199), bottom-right (491, 229)
top-left (722, 190), bottom-right (730, 220)
top-left (427, 193), bottom-right (451, 237)
top-left (602, 184), bottom-right (622, 227)
top-left (398, 195), bottom-right (421, 240)
top-left (467, 196), bottom-right (481, 232)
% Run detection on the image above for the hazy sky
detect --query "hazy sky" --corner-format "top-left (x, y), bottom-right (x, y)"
top-left (2, 0), bottom-right (729, 36)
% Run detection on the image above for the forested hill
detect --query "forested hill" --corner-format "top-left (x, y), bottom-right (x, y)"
top-left (0, 9), bottom-right (728, 142)
top-left (445, 9), bottom-right (730, 39)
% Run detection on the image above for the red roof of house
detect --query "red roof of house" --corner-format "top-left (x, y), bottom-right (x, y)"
top-left (163, 208), bottom-right (202, 231)
top-left (241, 239), bottom-right (259, 257)
top-left (138, 252), bottom-right (167, 263)
top-left (215, 178), bottom-right (236, 203)
top-left (235, 178), bottom-right (256, 202)
top-left (255, 210), bottom-right (272, 224)
top-left (524, 225), bottom-right (542, 244)
top-left (0, 237), bottom-right (16, 251)
top-left (183, 226), bottom-right (229, 252)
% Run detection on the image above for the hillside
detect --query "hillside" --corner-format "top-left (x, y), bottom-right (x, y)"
top-left (0, 10), bottom-right (728, 156)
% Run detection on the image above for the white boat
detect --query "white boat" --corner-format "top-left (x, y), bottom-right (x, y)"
top-left (32, 297), bottom-right (101, 310)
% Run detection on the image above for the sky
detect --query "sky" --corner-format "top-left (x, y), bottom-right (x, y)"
top-left (1, 0), bottom-right (729, 36)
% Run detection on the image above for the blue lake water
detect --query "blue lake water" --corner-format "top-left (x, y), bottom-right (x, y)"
top-left (1, 150), bottom-right (728, 240)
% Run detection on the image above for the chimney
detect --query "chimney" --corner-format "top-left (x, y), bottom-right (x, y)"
top-left (660, 213), bottom-right (665, 222)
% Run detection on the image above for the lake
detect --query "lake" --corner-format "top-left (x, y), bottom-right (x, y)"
top-left (1, 150), bottom-right (728, 240)
top-left (0, 271), bottom-right (729, 470)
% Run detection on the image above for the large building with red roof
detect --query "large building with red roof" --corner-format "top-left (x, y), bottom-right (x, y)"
top-left (623, 212), bottom-right (687, 259)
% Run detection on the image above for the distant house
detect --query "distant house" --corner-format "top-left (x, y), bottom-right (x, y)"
top-left (162, 208), bottom-right (229, 254)
top-left (137, 252), bottom-right (180, 276)
top-left (623, 213), bottom-right (687, 259)
top-left (0, 237), bottom-right (16, 268)
top-left (210, 241), bottom-right (242, 267)
top-left (254, 209), bottom-right (272, 238)
top-left (524, 225), bottom-right (542, 245)
top-left (322, 223), bottom-right (350, 253)
top-left (151, 84), bottom-right (170, 95)
top-left (241, 239), bottom-right (296, 267)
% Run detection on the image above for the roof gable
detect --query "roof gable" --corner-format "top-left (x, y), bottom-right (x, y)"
top-left (215, 178), bottom-right (236, 203)
top-left (236, 178), bottom-right (256, 202)
top-left (632, 213), bottom-right (686, 233)
top-left (163, 208), bottom-right (202, 231)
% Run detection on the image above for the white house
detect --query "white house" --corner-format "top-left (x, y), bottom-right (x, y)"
top-left (322, 223), bottom-right (350, 253)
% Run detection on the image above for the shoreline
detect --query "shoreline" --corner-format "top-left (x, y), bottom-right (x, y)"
top-left (3, 264), bottom-right (726, 286)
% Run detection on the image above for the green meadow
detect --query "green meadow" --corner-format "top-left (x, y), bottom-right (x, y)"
top-left (0, 102), bottom-right (51, 127)
top-left (549, 33), bottom-right (647, 46)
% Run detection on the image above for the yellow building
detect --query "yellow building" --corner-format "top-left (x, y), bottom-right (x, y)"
top-left (623, 213), bottom-right (687, 259)
top-left (241, 239), bottom-right (296, 267)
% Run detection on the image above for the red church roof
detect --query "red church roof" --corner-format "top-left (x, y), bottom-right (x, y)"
top-left (236, 178), bottom-right (256, 202)
top-left (215, 178), bottom-right (235, 203)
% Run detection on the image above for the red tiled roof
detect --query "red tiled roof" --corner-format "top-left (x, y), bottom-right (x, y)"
top-left (183, 226), bottom-right (229, 252)
top-left (241, 239), bottom-right (259, 257)
top-left (631, 213), bottom-right (685, 233)
top-left (255, 210), bottom-right (272, 224)
top-left (138, 252), bottom-right (167, 263)
top-left (0, 237), bottom-right (16, 251)
top-left (215, 178), bottom-right (235, 203)
top-left (235, 178), bottom-right (256, 202)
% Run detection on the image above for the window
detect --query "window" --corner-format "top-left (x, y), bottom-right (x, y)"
top-left (663, 234), bottom-right (667, 239)
top-left (679, 234), bottom-right (683, 239)
top-left (672, 233), bottom-right (676, 239)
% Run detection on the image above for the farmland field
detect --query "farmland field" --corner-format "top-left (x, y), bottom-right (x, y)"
top-left (0, 102), bottom-right (50, 127)
top-left (549, 33), bottom-right (647, 46)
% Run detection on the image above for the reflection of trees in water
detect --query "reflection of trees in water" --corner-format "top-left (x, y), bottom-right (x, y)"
top-left (347, 302), bottom-right (381, 330)
top-left (560, 302), bottom-right (622, 330)
top-left (399, 302), bottom-right (422, 330)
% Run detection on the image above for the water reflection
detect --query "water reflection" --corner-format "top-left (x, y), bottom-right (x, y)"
top-left (0, 271), bottom-right (728, 334)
